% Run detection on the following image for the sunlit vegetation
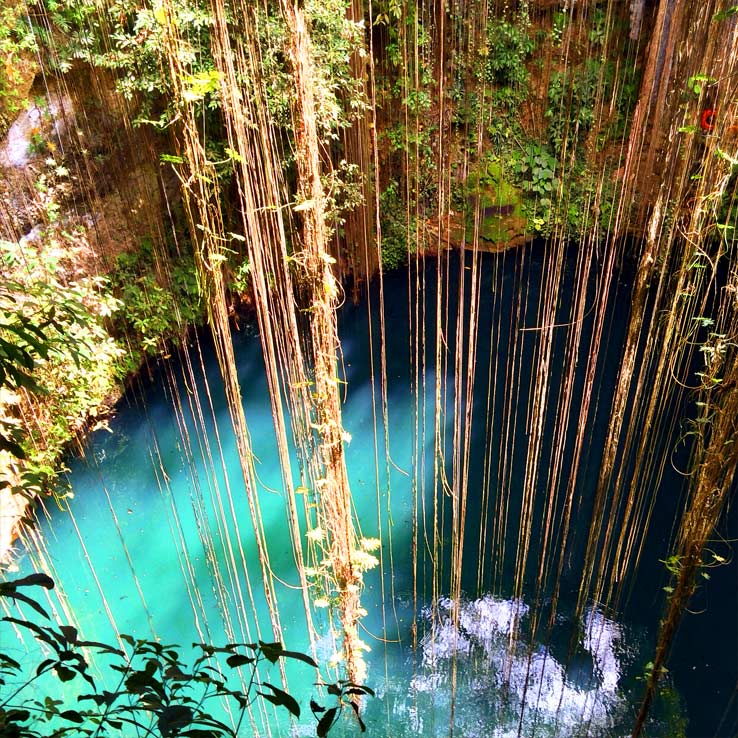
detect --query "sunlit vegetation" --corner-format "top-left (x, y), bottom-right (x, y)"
top-left (0, 0), bottom-right (737, 736)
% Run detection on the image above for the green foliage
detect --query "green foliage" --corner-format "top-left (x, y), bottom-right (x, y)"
top-left (0, 1), bottom-right (37, 133)
top-left (509, 142), bottom-right (558, 235)
top-left (546, 59), bottom-right (612, 155)
top-left (612, 63), bottom-right (640, 141)
top-left (110, 242), bottom-right (201, 358)
top-left (373, 0), bottom-right (403, 27)
top-left (713, 5), bottom-right (738, 21)
top-left (0, 281), bottom-right (84, 461)
top-left (484, 18), bottom-right (535, 88)
top-left (712, 167), bottom-right (738, 242)
top-left (510, 143), bottom-right (558, 199)
top-left (322, 160), bottom-right (365, 233)
top-left (229, 258), bottom-right (252, 296)
top-left (378, 181), bottom-right (413, 271)
top-left (0, 252), bottom-right (124, 494)
top-left (686, 74), bottom-right (716, 96)
top-left (551, 11), bottom-right (568, 46)
top-left (0, 229), bottom-right (203, 506)
top-left (447, 15), bottom-right (532, 150)
top-left (587, 8), bottom-right (608, 47)
top-left (256, 0), bottom-right (366, 139)
top-left (0, 4), bottom-right (36, 62)
top-left (0, 575), bottom-right (372, 737)
top-left (28, 0), bottom-right (368, 222)
top-left (384, 65), bottom-right (434, 172)
top-left (35, 0), bottom-right (216, 124)
top-left (303, 0), bottom-right (366, 136)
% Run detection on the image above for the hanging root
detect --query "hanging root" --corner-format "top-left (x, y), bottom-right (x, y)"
top-left (632, 364), bottom-right (738, 737)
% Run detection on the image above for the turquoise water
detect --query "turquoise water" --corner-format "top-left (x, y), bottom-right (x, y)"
top-left (7, 244), bottom-right (737, 736)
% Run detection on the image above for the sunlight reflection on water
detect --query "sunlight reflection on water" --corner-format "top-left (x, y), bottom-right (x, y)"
top-left (383, 595), bottom-right (634, 738)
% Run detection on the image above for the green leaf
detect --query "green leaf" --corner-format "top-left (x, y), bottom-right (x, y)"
top-left (224, 147), bottom-right (244, 163)
top-left (714, 6), bottom-right (738, 21)
top-left (258, 682), bottom-right (300, 718)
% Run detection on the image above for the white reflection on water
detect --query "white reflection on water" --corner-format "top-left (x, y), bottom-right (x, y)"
top-left (398, 595), bottom-right (629, 737)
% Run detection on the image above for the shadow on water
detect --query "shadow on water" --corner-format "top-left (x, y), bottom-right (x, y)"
top-left (10, 241), bottom-right (737, 737)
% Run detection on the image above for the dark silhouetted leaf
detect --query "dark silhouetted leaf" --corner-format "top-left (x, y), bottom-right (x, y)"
top-left (60, 710), bottom-right (84, 723)
top-left (192, 714), bottom-right (237, 732)
top-left (345, 683), bottom-right (375, 697)
top-left (59, 625), bottom-right (78, 645)
top-left (224, 642), bottom-right (256, 651)
top-left (225, 654), bottom-right (254, 668)
top-left (2, 590), bottom-right (49, 619)
top-left (258, 641), bottom-right (283, 663)
top-left (158, 705), bottom-right (194, 737)
top-left (6, 708), bottom-right (30, 723)
top-left (3, 617), bottom-right (57, 650)
top-left (317, 706), bottom-right (338, 737)
top-left (54, 665), bottom-right (76, 682)
top-left (77, 639), bottom-right (124, 656)
top-left (36, 658), bottom-right (55, 676)
top-left (165, 665), bottom-right (192, 680)
top-left (279, 649), bottom-right (318, 668)
top-left (0, 436), bottom-right (26, 459)
top-left (78, 693), bottom-right (107, 707)
top-left (349, 701), bottom-right (366, 732)
top-left (310, 699), bottom-right (325, 714)
top-left (258, 683), bottom-right (300, 718)
top-left (125, 670), bottom-right (162, 696)
top-left (345, 686), bottom-right (375, 698)
top-left (8, 573), bottom-right (54, 590)
top-left (1, 653), bottom-right (21, 670)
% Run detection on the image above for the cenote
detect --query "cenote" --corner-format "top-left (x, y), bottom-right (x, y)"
top-left (11, 244), bottom-right (737, 737)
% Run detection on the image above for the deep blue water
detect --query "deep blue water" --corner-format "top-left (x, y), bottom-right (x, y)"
top-left (6, 243), bottom-right (737, 737)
